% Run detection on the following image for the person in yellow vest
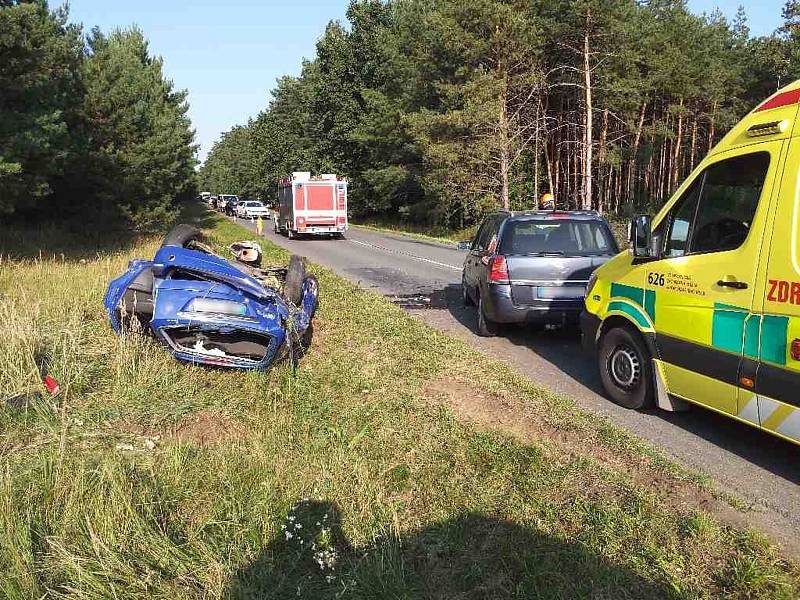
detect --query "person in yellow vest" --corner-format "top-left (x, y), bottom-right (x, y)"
top-left (538, 192), bottom-right (555, 210)
top-left (256, 215), bottom-right (263, 236)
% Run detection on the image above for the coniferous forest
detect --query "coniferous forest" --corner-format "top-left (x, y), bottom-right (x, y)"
top-left (200, 0), bottom-right (800, 228)
top-left (0, 1), bottom-right (196, 228)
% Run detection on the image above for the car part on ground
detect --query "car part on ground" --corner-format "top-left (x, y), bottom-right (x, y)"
top-left (103, 224), bottom-right (319, 370)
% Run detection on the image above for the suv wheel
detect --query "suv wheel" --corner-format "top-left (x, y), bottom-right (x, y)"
top-left (476, 293), bottom-right (499, 337)
top-left (598, 326), bottom-right (654, 410)
top-left (462, 277), bottom-right (474, 307)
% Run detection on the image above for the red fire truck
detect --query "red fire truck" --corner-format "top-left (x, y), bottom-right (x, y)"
top-left (275, 172), bottom-right (348, 239)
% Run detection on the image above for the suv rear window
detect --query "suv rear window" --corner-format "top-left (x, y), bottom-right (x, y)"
top-left (500, 219), bottom-right (616, 256)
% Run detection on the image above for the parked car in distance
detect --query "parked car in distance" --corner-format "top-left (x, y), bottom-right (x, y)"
top-left (229, 200), bottom-right (245, 216)
top-left (237, 200), bottom-right (270, 220)
top-left (461, 210), bottom-right (619, 336)
top-left (218, 194), bottom-right (239, 213)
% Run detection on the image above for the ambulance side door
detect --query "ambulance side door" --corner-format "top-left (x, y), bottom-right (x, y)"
top-left (649, 145), bottom-right (780, 415)
top-left (744, 136), bottom-right (800, 442)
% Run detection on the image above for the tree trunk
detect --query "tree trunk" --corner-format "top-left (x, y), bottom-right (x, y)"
top-left (689, 113), bottom-right (698, 170)
top-left (626, 100), bottom-right (647, 208)
top-left (534, 103), bottom-right (540, 205)
top-left (499, 78), bottom-right (510, 210)
top-left (708, 99), bottom-right (718, 151)
top-left (582, 13), bottom-right (593, 210)
top-left (597, 108), bottom-right (608, 213)
top-left (544, 132), bottom-right (554, 200)
top-left (670, 97), bottom-right (684, 193)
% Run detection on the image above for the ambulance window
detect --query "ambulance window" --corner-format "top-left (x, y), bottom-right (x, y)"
top-left (689, 152), bottom-right (769, 254)
top-left (664, 181), bottom-right (701, 258)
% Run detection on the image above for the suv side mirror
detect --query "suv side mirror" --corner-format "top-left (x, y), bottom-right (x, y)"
top-left (457, 240), bottom-right (472, 251)
top-left (630, 215), bottom-right (657, 258)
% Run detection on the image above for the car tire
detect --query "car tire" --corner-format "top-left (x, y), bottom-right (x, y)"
top-left (598, 325), bottom-right (655, 410)
top-left (476, 292), bottom-right (499, 337)
top-left (163, 224), bottom-right (203, 248)
top-left (284, 254), bottom-right (306, 305)
top-left (462, 278), bottom-right (474, 306)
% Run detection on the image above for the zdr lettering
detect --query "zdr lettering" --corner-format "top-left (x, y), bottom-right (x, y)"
top-left (767, 279), bottom-right (800, 304)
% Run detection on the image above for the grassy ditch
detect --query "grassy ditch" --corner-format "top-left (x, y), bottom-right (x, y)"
top-left (1, 207), bottom-right (798, 599)
top-left (351, 219), bottom-right (476, 245)
top-left (353, 216), bottom-right (630, 249)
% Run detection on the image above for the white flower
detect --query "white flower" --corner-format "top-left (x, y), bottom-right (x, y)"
top-left (285, 531), bottom-right (293, 540)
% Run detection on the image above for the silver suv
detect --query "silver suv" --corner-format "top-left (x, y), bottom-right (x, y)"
top-left (462, 210), bottom-right (619, 336)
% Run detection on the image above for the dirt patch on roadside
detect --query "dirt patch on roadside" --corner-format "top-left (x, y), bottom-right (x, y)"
top-left (169, 410), bottom-right (245, 446)
top-left (114, 409), bottom-right (245, 447)
top-left (421, 375), bottom-right (796, 555)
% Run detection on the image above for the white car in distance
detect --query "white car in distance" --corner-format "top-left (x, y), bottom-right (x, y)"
top-left (236, 201), bottom-right (270, 220)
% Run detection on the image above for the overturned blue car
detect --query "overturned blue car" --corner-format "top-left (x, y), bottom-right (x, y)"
top-left (104, 224), bottom-right (319, 370)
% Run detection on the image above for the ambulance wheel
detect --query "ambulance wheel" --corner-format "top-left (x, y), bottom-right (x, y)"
top-left (598, 326), bottom-right (654, 410)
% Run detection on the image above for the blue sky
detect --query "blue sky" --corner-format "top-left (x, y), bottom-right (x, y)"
top-left (65, 1), bottom-right (784, 164)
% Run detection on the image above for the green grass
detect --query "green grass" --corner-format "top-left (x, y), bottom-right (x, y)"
top-left (0, 205), bottom-right (797, 598)
top-left (353, 216), bottom-right (630, 249)
top-left (351, 219), bottom-right (476, 245)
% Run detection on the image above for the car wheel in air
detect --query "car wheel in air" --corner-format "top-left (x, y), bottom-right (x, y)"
top-left (476, 293), bottom-right (499, 337)
top-left (598, 326), bottom-right (655, 410)
top-left (162, 224), bottom-right (203, 248)
top-left (283, 255), bottom-right (306, 305)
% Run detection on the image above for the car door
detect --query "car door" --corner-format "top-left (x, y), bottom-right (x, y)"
top-left (649, 145), bottom-right (781, 415)
top-left (465, 215), bottom-right (502, 298)
top-left (464, 217), bottom-right (492, 296)
top-left (743, 136), bottom-right (800, 442)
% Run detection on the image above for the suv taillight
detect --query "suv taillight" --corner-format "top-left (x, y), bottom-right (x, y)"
top-left (488, 255), bottom-right (509, 283)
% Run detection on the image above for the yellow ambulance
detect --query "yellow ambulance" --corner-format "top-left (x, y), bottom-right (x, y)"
top-left (581, 81), bottom-right (800, 446)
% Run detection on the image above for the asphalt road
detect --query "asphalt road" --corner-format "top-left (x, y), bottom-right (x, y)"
top-left (230, 214), bottom-right (800, 548)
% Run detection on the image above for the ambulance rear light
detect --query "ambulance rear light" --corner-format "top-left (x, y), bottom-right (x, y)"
top-left (336, 216), bottom-right (346, 229)
top-left (296, 216), bottom-right (306, 230)
top-left (792, 339), bottom-right (800, 362)
top-left (746, 120), bottom-right (788, 137)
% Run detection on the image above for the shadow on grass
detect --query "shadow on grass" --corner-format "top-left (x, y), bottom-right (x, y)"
top-left (226, 500), bottom-right (675, 600)
top-left (0, 202), bottom-right (218, 261)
